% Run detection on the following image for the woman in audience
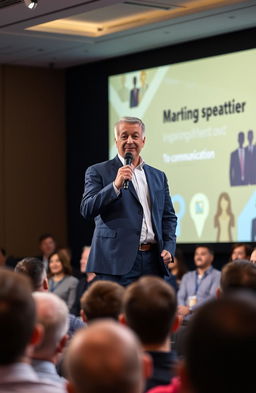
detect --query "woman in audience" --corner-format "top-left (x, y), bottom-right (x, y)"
top-left (166, 248), bottom-right (188, 291)
top-left (48, 249), bottom-right (78, 311)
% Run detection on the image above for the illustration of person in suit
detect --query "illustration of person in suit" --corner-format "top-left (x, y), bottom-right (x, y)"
top-left (245, 129), bottom-right (256, 185)
top-left (139, 70), bottom-right (148, 103)
top-left (214, 192), bottom-right (235, 242)
top-left (229, 131), bottom-right (247, 186)
top-left (129, 76), bottom-right (139, 108)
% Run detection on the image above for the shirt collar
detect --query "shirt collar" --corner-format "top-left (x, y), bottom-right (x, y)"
top-left (117, 154), bottom-right (145, 170)
top-left (196, 265), bottom-right (213, 277)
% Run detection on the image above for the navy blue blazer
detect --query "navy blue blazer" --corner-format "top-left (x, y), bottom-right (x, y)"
top-left (80, 156), bottom-right (177, 275)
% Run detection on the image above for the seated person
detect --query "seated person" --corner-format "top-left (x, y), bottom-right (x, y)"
top-left (120, 276), bottom-right (179, 392)
top-left (229, 243), bottom-right (252, 261)
top-left (219, 259), bottom-right (256, 295)
top-left (80, 280), bottom-right (125, 322)
top-left (31, 292), bottom-right (69, 386)
top-left (70, 246), bottom-right (96, 316)
top-left (15, 256), bottom-right (85, 338)
top-left (177, 245), bottom-right (220, 322)
top-left (66, 320), bottom-right (151, 393)
top-left (0, 270), bottom-right (65, 393)
top-left (179, 292), bottom-right (256, 393)
top-left (48, 250), bottom-right (78, 311)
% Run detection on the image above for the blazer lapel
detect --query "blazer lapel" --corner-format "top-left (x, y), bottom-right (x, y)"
top-left (143, 165), bottom-right (155, 206)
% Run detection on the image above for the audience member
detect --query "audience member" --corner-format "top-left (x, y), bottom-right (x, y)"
top-left (230, 242), bottom-right (252, 261)
top-left (0, 247), bottom-right (19, 269)
top-left (38, 233), bottom-right (57, 268)
top-left (177, 245), bottom-right (220, 322)
top-left (121, 276), bottom-right (179, 392)
top-left (71, 246), bottom-right (96, 316)
top-left (48, 250), bottom-right (78, 311)
top-left (14, 256), bottom-right (84, 338)
top-left (250, 247), bottom-right (256, 263)
top-left (179, 293), bottom-right (256, 393)
top-left (31, 292), bottom-right (69, 385)
top-left (0, 269), bottom-right (66, 393)
top-left (166, 248), bottom-right (188, 291)
top-left (15, 257), bottom-right (48, 291)
top-left (66, 320), bottom-right (151, 393)
top-left (80, 280), bottom-right (125, 322)
top-left (219, 259), bottom-right (256, 294)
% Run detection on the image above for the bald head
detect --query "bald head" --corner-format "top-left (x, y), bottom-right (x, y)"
top-left (32, 292), bottom-right (69, 359)
top-left (67, 320), bottom-right (145, 393)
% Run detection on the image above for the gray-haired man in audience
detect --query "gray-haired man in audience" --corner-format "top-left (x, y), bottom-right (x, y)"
top-left (31, 292), bottom-right (69, 385)
top-left (0, 269), bottom-right (66, 393)
top-left (66, 320), bottom-right (151, 393)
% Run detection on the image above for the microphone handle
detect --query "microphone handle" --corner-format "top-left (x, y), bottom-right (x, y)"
top-left (123, 155), bottom-right (132, 190)
top-left (123, 179), bottom-right (129, 189)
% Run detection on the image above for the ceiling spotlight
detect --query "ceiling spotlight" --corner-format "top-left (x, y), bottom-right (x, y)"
top-left (24, 0), bottom-right (38, 9)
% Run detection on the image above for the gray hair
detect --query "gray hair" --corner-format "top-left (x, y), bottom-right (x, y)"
top-left (114, 117), bottom-right (145, 140)
top-left (32, 292), bottom-right (69, 357)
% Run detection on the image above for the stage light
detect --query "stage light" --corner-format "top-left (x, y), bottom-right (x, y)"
top-left (24, 0), bottom-right (38, 10)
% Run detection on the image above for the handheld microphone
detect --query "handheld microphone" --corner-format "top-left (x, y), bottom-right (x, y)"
top-left (123, 152), bottom-right (133, 189)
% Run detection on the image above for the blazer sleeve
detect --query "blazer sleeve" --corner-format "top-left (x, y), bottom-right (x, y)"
top-left (80, 165), bottom-right (120, 220)
top-left (162, 173), bottom-right (177, 255)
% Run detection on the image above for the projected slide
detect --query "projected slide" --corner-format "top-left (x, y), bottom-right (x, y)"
top-left (108, 48), bottom-right (256, 243)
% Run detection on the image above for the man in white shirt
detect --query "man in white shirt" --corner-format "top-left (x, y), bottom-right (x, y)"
top-left (80, 116), bottom-right (177, 286)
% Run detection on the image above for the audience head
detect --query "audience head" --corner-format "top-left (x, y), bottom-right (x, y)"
top-left (32, 292), bottom-right (69, 360)
top-left (230, 243), bottom-right (251, 261)
top-left (80, 246), bottom-right (91, 273)
top-left (122, 276), bottom-right (177, 346)
top-left (67, 320), bottom-right (148, 393)
top-left (250, 248), bottom-right (256, 264)
top-left (38, 233), bottom-right (56, 258)
top-left (194, 245), bottom-right (214, 270)
top-left (0, 270), bottom-right (37, 364)
top-left (0, 247), bottom-right (6, 266)
top-left (168, 247), bottom-right (188, 280)
top-left (80, 280), bottom-right (125, 322)
top-left (48, 250), bottom-right (72, 277)
top-left (220, 260), bottom-right (256, 294)
top-left (15, 257), bottom-right (48, 291)
top-left (181, 293), bottom-right (256, 393)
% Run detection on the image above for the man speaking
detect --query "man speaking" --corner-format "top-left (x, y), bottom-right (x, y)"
top-left (80, 116), bottom-right (177, 286)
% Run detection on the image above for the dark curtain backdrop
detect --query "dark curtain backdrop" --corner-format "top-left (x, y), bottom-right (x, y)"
top-left (66, 27), bottom-right (256, 270)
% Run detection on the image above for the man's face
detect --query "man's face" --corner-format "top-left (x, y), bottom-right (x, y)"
top-left (80, 247), bottom-right (91, 273)
top-left (39, 237), bottom-right (56, 257)
top-left (194, 247), bottom-right (213, 269)
top-left (115, 122), bottom-right (145, 161)
top-left (231, 246), bottom-right (247, 261)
